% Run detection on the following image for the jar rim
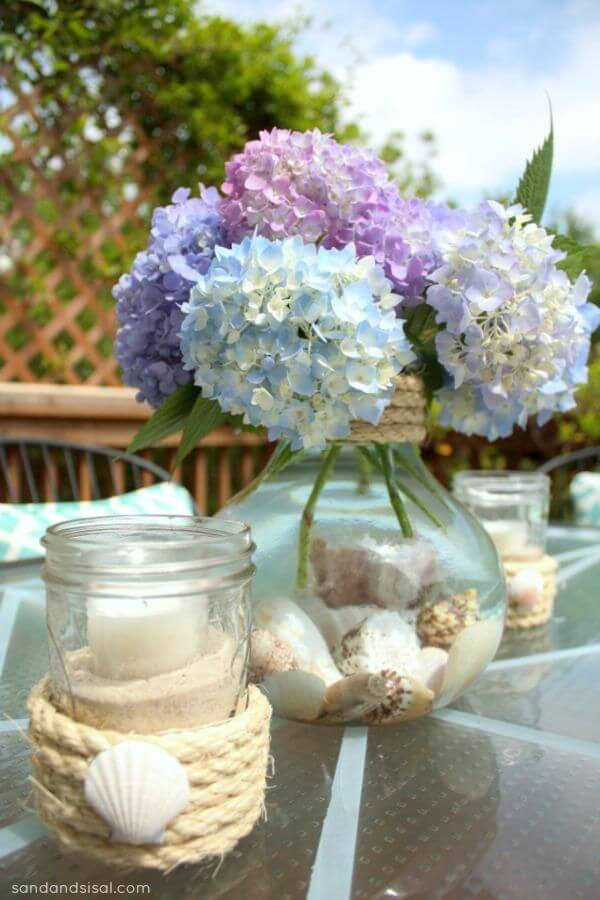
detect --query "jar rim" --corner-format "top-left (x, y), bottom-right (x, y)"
top-left (453, 470), bottom-right (549, 494)
top-left (43, 514), bottom-right (250, 546)
top-left (42, 515), bottom-right (255, 594)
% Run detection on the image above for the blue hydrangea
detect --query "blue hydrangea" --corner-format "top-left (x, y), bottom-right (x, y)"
top-left (428, 200), bottom-right (600, 439)
top-left (114, 186), bottom-right (225, 407)
top-left (180, 235), bottom-right (415, 450)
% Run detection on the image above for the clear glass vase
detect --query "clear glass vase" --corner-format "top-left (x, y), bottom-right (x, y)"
top-left (221, 444), bottom-right (506, 724)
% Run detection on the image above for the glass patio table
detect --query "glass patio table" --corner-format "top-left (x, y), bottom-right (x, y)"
top-left (1, 524), bottom-right (599, 899)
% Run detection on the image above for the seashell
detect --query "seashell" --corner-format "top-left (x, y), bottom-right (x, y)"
top-left (416, 590), bottom-right (480, 650)
top-left (508, 569), bottom-right (544, 610)
top-left (416, 646), bottom-right (448, 695)
top-left (261, 670), bottom-right (326, 721)
top-left (84, 741), bottom-right (189, 845)
top-left (363, 669), bottom-right (434, 724)
top-left (254, 597), bottom-right (341, 685)
top-left (295, 592), bottom-right (379, 649)
top-left (437, 617), bottom-right (504, 707)
top-left (333, 610), bottom-right (420, 677)
top-left (249, 628), bottom-right (299, 682)
top-left (321, 671), bottom-right (392, 722)
top-left (310, 529), bottom-right (439, 610)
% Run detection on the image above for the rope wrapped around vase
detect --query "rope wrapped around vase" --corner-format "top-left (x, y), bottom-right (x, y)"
top-left (346, 374), bottom-right (427, 444)
top-left (28, 677), bottom-right (271, 871)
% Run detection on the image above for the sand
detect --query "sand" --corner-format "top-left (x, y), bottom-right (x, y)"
top-left (53, 627), bottom-right (245, 733)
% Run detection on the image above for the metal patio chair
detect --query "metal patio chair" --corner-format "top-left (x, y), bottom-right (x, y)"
top-left (0, 437), bottom-right (174, 504)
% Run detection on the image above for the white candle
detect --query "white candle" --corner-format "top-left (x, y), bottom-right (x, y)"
top-left (483, 520), bottom-right (528, 558)
top-left (87, 595), bottom-right (208, 680)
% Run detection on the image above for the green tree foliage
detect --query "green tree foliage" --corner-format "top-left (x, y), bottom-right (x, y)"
top-left (0, 0), bottom-right (355, 194)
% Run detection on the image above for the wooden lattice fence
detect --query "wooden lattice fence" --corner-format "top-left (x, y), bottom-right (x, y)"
top-left (0, 68), bottom-right (155, 385)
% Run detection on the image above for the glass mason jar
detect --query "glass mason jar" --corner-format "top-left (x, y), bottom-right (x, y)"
top-left (222, 444), bottom-right (506, 724)
top-left (453, 471), bottom-right (550, 561)
top-left (42, 515), bottom-right (254, 733)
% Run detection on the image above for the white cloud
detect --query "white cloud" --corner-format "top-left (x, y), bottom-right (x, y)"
top-left (205, 1), bottom-right (600, 223)
top-left (348, 22), bottom-right (600, 201)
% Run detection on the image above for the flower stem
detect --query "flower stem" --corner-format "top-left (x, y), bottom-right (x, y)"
top-left (356, 447), bottom-right (372, 494)
top-left (375, 443), bottom-right (414, 539)
top-left (296, 443), bottom-right (341, 590)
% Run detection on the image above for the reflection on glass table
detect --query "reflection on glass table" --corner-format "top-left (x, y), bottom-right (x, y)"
top-left (1, 525), bottom-right (599, 900)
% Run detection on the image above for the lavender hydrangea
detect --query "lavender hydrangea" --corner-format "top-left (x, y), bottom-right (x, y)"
top-left (428, 200), bottom-right (600, 439)
top-left (114, 186), bottom-right (225, 407)
top-left (220, 128), bottom-right (453, 305)
top-left (180, 235), bottom-right (415, 450)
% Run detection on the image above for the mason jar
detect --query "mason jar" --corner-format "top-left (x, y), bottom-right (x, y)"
top-left (453, 471), bottom-right (550, 562)
top-left (42, 515), bottom-right (254, 733)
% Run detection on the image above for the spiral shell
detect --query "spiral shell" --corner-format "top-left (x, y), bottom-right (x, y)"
top-left (416, 589), bottom-right (479, 649)
top-left (321, 672), bottom-right (392, 722)
top-left (363, 670), bottom-right (434, 724)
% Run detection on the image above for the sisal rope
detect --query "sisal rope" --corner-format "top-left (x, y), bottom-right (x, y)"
top-left (28, 678), bottom-right (271, 870)
top-left (504, 554), bottom-right (558, 629)
top-left (345, 374), bottom-right (427, 444)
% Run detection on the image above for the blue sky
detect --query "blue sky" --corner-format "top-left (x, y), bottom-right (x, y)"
top-left (210, 0), bottom-right (600, 232)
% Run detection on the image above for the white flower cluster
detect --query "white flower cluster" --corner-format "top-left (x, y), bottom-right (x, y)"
top-left (180, 235), bottom-right (415, 449)
top-left (428, 201), bottom-right (598, 439)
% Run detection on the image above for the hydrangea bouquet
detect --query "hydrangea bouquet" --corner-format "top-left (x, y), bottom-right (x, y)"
top-left (116, 125), bottom-right (599, 587)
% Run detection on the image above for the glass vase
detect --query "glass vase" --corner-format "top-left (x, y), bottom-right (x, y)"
top-left (221, 443), bottom-right (506, 724)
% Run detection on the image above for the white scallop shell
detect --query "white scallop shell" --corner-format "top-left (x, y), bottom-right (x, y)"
top-left (254, 597), bottom-right (341, 685)
top-left (436, 617), bottom-right (504, 707)
top-left (84, 741), bottom-right (190, 845)
top-left (261, 670), bottom-right (326, 721)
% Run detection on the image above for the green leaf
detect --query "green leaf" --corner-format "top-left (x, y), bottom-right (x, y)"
top-left (552, 234), bottom-right (600, 282)
top-left (404, 303), bottom-right (438, 346)
top-left (514, 113), bottom-right (554, 224)
top-left (126, 384), bottom-right (198, 455)
top-left (175, 395), bottom-right (225, 465)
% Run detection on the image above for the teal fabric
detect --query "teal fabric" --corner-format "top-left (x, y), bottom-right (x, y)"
top-left (570, 471), bottom-right (600, 527)
top-left (0, 482), bottom-right (195, 562)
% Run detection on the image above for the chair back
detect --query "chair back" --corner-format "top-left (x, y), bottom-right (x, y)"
top-left (0, 438), bottom-right (172, 504)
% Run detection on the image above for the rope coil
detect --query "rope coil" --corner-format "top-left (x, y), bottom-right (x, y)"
top-left (346, 374), bottom-right (427, 444)
top-left (504, 554), bottom-right (558, 629)
top-left (28, 678), bottom-right (271, 870)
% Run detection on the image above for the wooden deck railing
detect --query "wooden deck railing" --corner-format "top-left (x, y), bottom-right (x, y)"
top-left (0, 383), bottom-right (273, 511)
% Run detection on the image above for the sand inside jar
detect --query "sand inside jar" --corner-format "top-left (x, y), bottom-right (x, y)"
top-left (53, 627), bottom-right (244, 733)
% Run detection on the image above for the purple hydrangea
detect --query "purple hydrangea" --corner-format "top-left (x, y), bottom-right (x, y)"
top-left (220, 128), bottom-right (451, 305)
top-left (428, 200), bottom-right (600, 439)
top-left (114, 186), bottom-right (225, 407)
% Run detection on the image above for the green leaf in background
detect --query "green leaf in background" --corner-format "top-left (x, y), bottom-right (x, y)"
top-left (126, 383), bottom-right (199, 455)
top-left (175, 395), bottom-right (225, 465)
top-left (552, 233), bottom-right (600, 284)
top-left (514, 112), bottom-right (553, 224)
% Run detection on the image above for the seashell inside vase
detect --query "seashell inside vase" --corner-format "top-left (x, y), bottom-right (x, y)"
top-left (223, 445), bottom-right (506, 725)
top-left (84, 741), bottom-right (190, 845)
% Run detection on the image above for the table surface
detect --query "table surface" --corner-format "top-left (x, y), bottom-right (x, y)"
top-left (1, 525), bottom-right (600, 900)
